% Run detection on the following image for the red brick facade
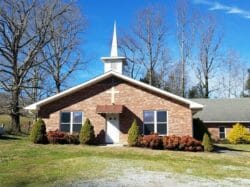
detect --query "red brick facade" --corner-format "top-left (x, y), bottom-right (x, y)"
top-left (38, 76), bottom-right (194, 144)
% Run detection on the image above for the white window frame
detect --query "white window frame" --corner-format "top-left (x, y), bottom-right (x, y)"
top-left (219, 126), bottom-right (226, 139)
top-left (143, 110), bottom-right (168, 135)
top-left (60, 111), bottom-right (83, 133)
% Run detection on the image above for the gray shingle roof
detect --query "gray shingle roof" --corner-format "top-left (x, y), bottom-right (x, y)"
top-left (191, 98), bottom-right (250, 122)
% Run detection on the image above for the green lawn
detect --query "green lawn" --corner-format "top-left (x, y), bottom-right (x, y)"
top-left (0, 136), bottom-right (250, 186)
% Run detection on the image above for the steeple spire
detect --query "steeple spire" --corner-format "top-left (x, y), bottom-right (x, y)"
top-left (110, 21), bottom-right (118, 57)
top-left (101, 21), bottom-right (126, 74)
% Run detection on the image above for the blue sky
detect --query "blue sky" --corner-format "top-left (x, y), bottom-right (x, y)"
top-left (73, 0), bottom-right (250, 85)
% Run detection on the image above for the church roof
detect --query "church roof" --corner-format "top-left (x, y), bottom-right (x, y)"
top-left (25, 71), bottom-right (203, 110)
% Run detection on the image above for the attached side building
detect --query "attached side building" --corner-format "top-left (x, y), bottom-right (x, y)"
top-left (192, 98), bottom-right (250, 140)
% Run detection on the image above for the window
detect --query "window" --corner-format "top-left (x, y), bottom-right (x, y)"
top-left (219, 127), bottom-right (225, 139)
top-left (60, 112), bottom-right (83, 133)
top-left (143, 110), bottom-right (167, 135)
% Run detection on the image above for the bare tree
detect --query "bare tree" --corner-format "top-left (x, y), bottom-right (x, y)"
top-left (194, 14), bottom-right (223, 98)
top-left (219, 49), bottom-right (245, 98)
top-left (42, 7), bottom-right (87, 93)
top-left (119, 5), bottom-right (168, 86)
top-left (176, 0), bottom-right (196, 97)
top-left (119, 33), bottom-right (143, 79)
top-left (0, 0), bottom-right (78, 133)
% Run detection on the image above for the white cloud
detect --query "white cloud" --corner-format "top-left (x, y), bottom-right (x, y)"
top-left (193, 0), bottom-right (250, 20)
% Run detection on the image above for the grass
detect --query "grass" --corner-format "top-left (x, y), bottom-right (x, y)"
top-left (0, 136), bottom-right (250, 186)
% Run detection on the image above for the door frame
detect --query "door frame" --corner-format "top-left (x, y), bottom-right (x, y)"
top-left (105, 113), bottom-right (120, 144)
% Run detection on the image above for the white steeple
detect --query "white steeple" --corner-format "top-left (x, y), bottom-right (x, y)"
top-left (101, 22), bottom-right (126, 74)
top-left (110, 22), bottom-right (118, 57)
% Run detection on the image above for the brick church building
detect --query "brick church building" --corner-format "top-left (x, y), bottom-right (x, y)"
top-left (25, 23), bottom-right (203, 144)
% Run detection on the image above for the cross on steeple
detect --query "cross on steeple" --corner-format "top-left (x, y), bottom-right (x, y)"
top-left (106, 86), bottom-right (119, 104)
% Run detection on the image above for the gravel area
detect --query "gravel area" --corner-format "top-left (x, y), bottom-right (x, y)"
top-left (69, 168), bottom-right (250, 187)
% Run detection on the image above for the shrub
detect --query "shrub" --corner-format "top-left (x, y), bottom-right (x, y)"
top-left (47, 130), bottom-right (80, 144)
top-left (193, 118), bottom-right (211, 141)
top-left (95, 129), bottom-right (105, 145)
top-left (30, 119), bottom-right (48, 144)
top-left (138, 133), bottom-right (159, 148)
top-left (202, 133), bottom-right (214, 152)
top-left (227, 123), bottom-right (250, 144)
top-left (139, 134), bottom-right (203, 152)
top-left (128, 119), bottom-right (140, 146)
top-left (79, 118), bottom-right (95, 145)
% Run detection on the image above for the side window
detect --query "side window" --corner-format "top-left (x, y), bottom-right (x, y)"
top-left (143, 110), bottom-right (167, 135)
top-left (60, 112), bottom-right (83, 133)
top-left (72, 112), bottom-right (83, 132)
top-left (60, 112), bottom-right (71, 132)
top-left (219, 127), bottom-right (225, 139)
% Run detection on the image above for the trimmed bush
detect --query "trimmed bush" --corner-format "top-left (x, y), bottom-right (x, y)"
top-left (227, 123), bottom-right (250, 144)
top-left (47, 130), bottom-right (79, 144)
top-left (139, 134), bottom-right (203, 152)
top-left (193, 118), bottom-right (211, 141)
top-left (128, 119), bottom-right (140, 146)
top-left (202, 133), bottom-right (214, 152)
top-left (79, 118), bottom-right (95, 145)
top-left (95, 129), bottom-right (105, 145)
top-left (30, 118), bottom-right (48, 144)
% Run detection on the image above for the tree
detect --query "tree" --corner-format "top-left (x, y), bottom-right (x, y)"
top-left (41, 7), bottom-right (87, 93)
top-left (140, 69), bottom-right (162, 88)
top-left (194, 14), bottom-right (222, 98)
top-left (0, 0), bottom-right (79, 133)
top-left (218, 49), bottom-right (245, 98)
top-left (119, 5), bottom-right (169, 85)
top-left (244, 69), bottom-right (250, 97)
top-left (202, 133), bottom-right (213, 152)
top-left (128, 119), bottom-right (140, 146)
top-left (176, 0), bottom-right (196, 97)
top-left (79, 118), bottom-right (95, 145)
top-left (30, 118), bottom-right (48, 144)
top-left (227, 123), bottom-right (250, 144)
top-left (188, 85), bottom-right (204, 98)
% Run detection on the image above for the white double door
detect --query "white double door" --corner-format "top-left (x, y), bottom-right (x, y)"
top-left (105, 114), bottom-right (120, 144)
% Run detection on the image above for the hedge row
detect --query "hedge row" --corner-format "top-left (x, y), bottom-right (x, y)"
top-left (138, 134), bottom-right (203, 152)
top-left (47, 130), bottom-right (79, 144)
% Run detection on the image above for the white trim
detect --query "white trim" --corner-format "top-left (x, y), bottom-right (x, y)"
top-left (24, 71), bottom-right (203, 110)
top-left (167, 111), bottom-right (169, 136)
top-left (204, 121), bottom-right (250, 123)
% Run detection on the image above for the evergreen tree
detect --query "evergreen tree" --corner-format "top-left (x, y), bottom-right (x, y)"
top-left (202, 133), bottom-right (214, 152)
top-left (79, 118), bottom-right (95, 145)
top-left (140, 70), bottom-right (162, 88)
top-left (30, 119), bottom-right (48, 144)
top-left (128, 119), bottom-right (140, 146)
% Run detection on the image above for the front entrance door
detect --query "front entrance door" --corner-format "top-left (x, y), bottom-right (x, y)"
top-left (106, 114), bottom-right (120, 143)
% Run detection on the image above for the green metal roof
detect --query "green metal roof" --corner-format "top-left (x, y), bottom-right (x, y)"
top-left (191, 98), bottom-right (250, 122)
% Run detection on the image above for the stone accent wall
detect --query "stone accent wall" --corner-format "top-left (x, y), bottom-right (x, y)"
top-left (39, 76), bottom-right (193, 144)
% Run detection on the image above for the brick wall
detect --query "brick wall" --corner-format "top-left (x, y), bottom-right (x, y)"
top-left (205, 123), bottom-right (250, 141)
top-left (39, 76), bottom-right (193, 144)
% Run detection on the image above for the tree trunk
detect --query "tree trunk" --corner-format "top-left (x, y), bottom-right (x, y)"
top-left (205, 75), bottom-right (209, 98)
top-left (11, 88), bottom-right (21, 133)
top-left (56, 81), bottom-right (61, 93)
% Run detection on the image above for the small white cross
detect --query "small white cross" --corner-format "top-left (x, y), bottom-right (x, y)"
top-left (106, 86), bottom-right (119, 104)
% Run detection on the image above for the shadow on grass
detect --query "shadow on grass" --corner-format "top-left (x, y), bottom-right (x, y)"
top-left (213, 144), bottom-right (250, 153)
top-left (0, 135), bottom-right (21, 140)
